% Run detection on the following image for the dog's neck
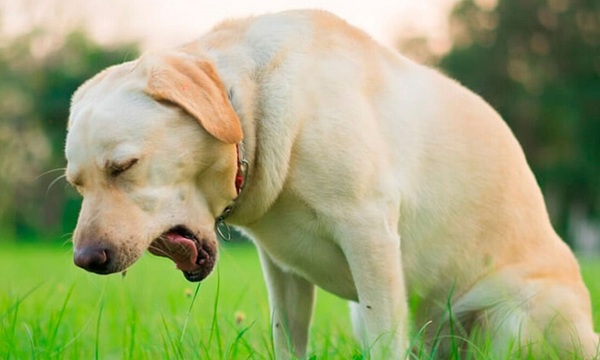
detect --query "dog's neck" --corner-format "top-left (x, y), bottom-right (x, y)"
top-left (234, 143), bottom-right (249, 195)
top-left (215, 142), bottom-right (248, 240)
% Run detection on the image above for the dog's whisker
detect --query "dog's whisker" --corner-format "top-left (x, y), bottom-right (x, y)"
top-left (36, 167), bottom-right (67, 181)
top-left (46, 174), bottom-right (67, 195)
top-left (147, 244), bottom-right (172, 257)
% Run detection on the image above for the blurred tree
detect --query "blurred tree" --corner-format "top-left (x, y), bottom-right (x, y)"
top-left (436, 0), bottom-right (600, 245)
top-left (0, 29), bottom-right (138, 241)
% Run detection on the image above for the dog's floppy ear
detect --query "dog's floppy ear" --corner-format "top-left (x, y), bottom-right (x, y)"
top-left (145, 53), bottom-right (242, 144)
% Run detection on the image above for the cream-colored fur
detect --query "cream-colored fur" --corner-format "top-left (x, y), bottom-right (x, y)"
top-left (65, 9), bottom-right (598, 359)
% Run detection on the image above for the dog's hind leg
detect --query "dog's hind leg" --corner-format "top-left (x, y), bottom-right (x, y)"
top-left (453, 268), bottom-right (599, 359)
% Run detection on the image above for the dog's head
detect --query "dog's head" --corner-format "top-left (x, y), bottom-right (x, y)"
top-left (65, 51), bottom-right (242, 281)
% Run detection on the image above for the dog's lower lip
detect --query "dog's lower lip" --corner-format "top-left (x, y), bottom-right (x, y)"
top-left (183, 271), bottom-right (204, 282)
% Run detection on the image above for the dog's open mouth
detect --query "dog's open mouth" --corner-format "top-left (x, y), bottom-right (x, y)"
top-left (148, 225), bottom-right (216, 282)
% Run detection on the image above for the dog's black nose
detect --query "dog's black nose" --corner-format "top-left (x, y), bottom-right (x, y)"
top-left (74, 246), bottom-right (111, 274)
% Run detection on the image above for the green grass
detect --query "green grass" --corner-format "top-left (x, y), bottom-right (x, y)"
top-left (0, 242), bottom-right (598, 359)
top-left (0, 242), bottom-right (356, 359)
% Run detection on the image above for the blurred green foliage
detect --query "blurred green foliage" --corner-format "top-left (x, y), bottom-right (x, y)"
top-left (438, 0), bottom-right (600, 244)
top-left (0, 29), bottom-right (138, 241)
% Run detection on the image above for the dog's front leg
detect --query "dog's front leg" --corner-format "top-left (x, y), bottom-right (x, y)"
top-left (340, 225), bottom-right (409, 359)
top-left (257, 247), bottom-right (315, 359)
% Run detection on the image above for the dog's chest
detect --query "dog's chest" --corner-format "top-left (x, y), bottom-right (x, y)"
top-left (243, 195), bottom-right (358, 300)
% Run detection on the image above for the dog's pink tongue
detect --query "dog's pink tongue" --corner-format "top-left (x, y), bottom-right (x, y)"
top-left (149, 232), bottom-right (199, 272)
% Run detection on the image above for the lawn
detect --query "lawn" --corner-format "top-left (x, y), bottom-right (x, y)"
top-left (0, 242), bottom-right (598, 359)
top-left (0, 242), bottom-right (356, 359)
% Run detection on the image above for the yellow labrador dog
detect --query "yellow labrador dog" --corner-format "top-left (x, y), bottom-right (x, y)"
top-left (65, 9), bottom-right (598, 359)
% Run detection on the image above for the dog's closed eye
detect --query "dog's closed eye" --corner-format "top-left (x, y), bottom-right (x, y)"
top-left (108, 158), bottom-right (139, 177)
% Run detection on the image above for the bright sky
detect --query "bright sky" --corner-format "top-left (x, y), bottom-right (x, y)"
top-left (1, 0), bottom-right (456, 51)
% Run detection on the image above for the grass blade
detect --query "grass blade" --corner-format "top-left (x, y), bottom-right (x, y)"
top-left (0, 282), bottom-right (45, 322)
top-left (95, 298), bottom-right (104, 360)
top-left (47, 281), bottom-right (76, 353)
top-left (180, 282), bottom-right (202, 343)
top-left (208, 266), bottom-right (223, 358)
top-left (161, 315), bottom-right (183, 359)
